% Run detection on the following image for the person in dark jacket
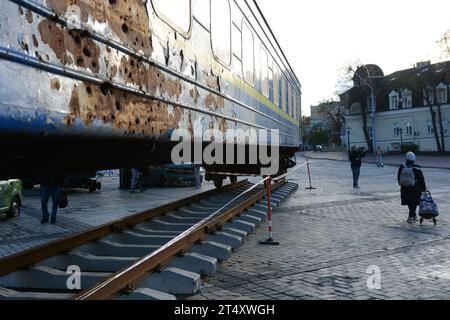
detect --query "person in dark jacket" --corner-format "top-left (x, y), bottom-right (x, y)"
top-left (397, 152), bottom-right (427, 223)
top-left (349, 146), bottom-right (366, 188)
top-left (40, 174), bottom-right (65, 224)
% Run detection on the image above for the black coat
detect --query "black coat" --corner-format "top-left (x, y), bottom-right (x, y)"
top-left (349, 150), bottom-right (366, 168)
top-left (397, 164), bottom-right (426, 206)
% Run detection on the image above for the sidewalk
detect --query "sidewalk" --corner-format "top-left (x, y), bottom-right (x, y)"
top-left (304, 151), bottom-right (450, 169)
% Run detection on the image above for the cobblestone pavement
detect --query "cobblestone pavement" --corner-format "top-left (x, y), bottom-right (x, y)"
top-left (305, 151), bottom-right (450, 170)
top-left (0, 174), bottom-right (216, 258)
top-left (188, 155), bottom-right (450, 300)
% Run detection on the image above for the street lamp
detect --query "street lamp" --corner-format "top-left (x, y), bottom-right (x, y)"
top-left (347, 126), bottom-right (351, 153)
top-left (399, 128), bottom-right (403, 150)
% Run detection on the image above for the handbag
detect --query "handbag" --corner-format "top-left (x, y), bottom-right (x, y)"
top-left (59, 190), bottom-right (68, 209)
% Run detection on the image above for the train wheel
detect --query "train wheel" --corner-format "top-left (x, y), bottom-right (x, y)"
top-left (213, 179), bottom-right (223, 189)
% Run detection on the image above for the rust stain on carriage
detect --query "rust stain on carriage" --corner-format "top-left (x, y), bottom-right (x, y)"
top-left (45, 0), bottom-right (153, 56)
top-left (66, 83), bottom-right (182, 136)
top-left (38, 19), bottom-right (101, 73)
top-left (50, 78), bottom-right (61, 91)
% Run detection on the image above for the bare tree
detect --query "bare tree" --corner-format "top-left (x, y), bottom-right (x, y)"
top-left (338, 64), bottom-right (375, 153)
top-left (438, 28), bottom-right (450, 58)
top-left (414, 66), bottom-right (446, 153)
top-left (317, 100), bottom-right (346, 146)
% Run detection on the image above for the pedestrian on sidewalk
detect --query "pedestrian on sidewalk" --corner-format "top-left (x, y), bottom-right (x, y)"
top-left (130, 168), bottom-right (145, 193)
top-left (376, 146), bottom-right (384, 168)
top-left (349, 146), bottom-right (366, 188)
top-left (40, 174), bottom-right (65, 224)
top-left (397, 152), bottom-right (427, 223)
top-left (193, 164), bottom-right (202, 189)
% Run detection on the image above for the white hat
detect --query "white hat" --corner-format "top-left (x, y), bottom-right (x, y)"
top-left (405, 152), bottom-right (416, 162)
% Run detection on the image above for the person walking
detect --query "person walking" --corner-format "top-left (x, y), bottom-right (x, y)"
top-left (193, 164), bottom-right (202, 189)
top-left (376, 146), bottom-right (384, 168)
top-left (130, 168), bottom-right (145, 193)
top-left (40, 174), bottom-right (65, 224)
top-left (397, 152), bottom-right (427, 223)
top-left (349, 146), bottom-right (366, 188)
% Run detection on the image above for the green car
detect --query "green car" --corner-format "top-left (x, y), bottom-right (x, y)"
top-left (0, 180), bottom-right (23, 218)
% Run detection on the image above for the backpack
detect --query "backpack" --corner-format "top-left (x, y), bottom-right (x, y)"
top-left (399, 165), bottom-right (415, 187)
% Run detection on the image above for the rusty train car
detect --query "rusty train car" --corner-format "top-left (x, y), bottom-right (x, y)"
top-left (0, 0), bottom-right (301, 184)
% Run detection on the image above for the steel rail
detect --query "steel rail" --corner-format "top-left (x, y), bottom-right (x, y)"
top-left (73, 179), bottom-right (286, 300)
top-left (0, 180), bottom-right (248, 278)
top-left (8, 0), bottom-right (299, 133)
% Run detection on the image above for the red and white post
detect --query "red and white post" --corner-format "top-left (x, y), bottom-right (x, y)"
top-left (259, 176), bottom-right (280, 245)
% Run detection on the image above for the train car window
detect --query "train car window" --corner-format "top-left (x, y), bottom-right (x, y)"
top-left (281, 77), bottom-right (287, 112)
top-left (152, 0), bottom-right (191, 34)
top-left (242, 21), bottom-right (254, 85)
top-left (273, 64), bottom-right (279, 107)
top-left (268, 62), bottom-right (274, 102)
top-left (193, 0), bottom-right (210, 29)
top-left (260, 47), bottom-right (269, 98)
top-left (211, 0), bottom-right (232, 66)
top-left (290, 86), bottom-right (294, 117)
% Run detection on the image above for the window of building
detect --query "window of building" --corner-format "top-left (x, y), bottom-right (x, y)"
top-left (427, 121), bottom-right (434, 134)
top-left (152, 0), bottom-right (191, 34)
top-left (260, 47), bottom-right (269, 98)
top-left (393, 123), bottom-right (400, 137)
top-left (423, 88), bottom-right (435, 105)
top-left (436, 83), bottom-right (448, 104)
top-left (389, 91), bottom-right (399, 110)
top-left (406, 122), bottom-right (413, 136)
top-left (402, 89), bottom-right (412, 108)
top-left (273, 64), bottom-right (279, 107)
top-left (242, 21), bottom-right (254, 84)
top-left (211, 0), bottom-right (231, 66)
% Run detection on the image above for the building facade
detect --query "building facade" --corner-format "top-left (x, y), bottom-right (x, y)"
top-left (341, 62), bottom-right (450, 153)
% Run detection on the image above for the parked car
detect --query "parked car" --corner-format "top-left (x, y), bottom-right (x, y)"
top-left (314, 145), bottom-right (323, 152)
top-left (21, 173), bottom-right (101, 192)
top-left (0, 180), bottom-right (23, 218)
top-left (120, 164), bottom-right (202, 189)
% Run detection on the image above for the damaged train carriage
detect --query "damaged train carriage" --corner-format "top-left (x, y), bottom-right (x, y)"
top-left (0, 0), bottom-right (301, 184)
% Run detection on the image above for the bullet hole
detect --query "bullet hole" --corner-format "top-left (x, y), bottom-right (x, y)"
top-left (91, 61), bottom-right (97, 69)
top-left (135, 118), bottom-right (140, 125)
top-left (115, 101), bottom-right (121, 111)
top-left (100, 83), bottom-right (110, 96)
top-left (32, 34), bottom-right (39, 47)
top-left (111, 114), bottom-right (116, 120)
top-left (130, 60), bottom-right (135, 67)
top-left (86, 86), bottom-right (92, 95)
top-left (124, 67), bottom-right (128, 74)
top-left (122, 23), bottom-right (129, 34)
top-left (83, 47), bottom-right (91, 57)
top-left (74, 35), bottom-right (81, 45)
top-left (109, 0), bottom-right (116, 4)
top-left (76, 57), bottom-right (84, 65)
top-left (128, 72), bottom-right (132, 79)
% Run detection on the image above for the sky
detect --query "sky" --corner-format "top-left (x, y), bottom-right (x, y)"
top-left (257, 0), bottom-right (450, 116)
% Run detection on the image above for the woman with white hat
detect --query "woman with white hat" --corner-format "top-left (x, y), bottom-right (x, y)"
top-left (397, 152), bottom-right (427, 223)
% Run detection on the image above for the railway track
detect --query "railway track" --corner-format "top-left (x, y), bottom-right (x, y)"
top-left (0, 179), bottom-right (298, 300)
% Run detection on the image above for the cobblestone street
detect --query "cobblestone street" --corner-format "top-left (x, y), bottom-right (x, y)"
top-left (189, 154), bottom-right (450, 300)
